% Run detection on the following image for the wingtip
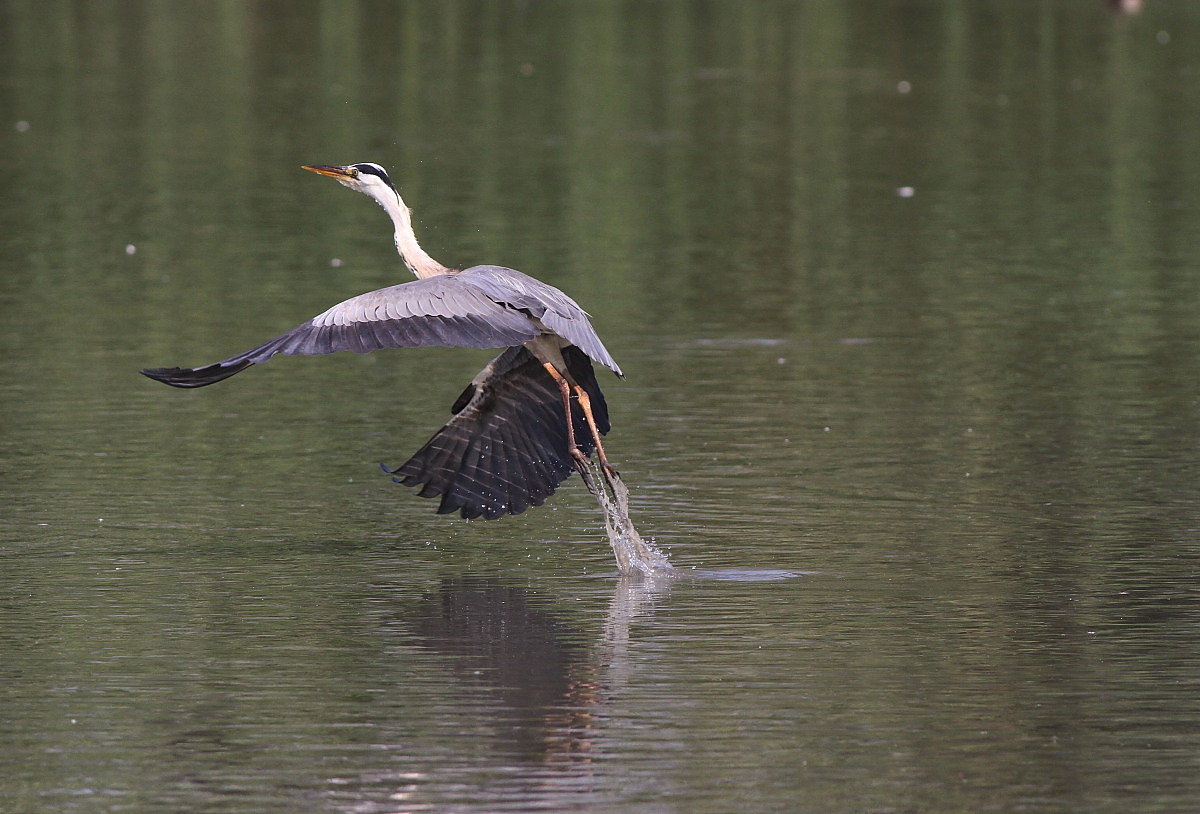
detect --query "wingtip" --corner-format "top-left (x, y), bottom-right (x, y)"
top-left (140, 366), bottom-right (189, 386)
top-left (140, 360), bottom-right (254, 388)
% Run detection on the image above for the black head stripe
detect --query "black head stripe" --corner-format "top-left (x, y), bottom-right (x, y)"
top-left (352, 163), bottom-right (393, 187)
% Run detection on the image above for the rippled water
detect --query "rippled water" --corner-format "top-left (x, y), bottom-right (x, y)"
top-left (4, 2), bottom-right (1200, 812)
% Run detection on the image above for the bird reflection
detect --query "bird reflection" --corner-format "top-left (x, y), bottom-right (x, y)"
top-left (325, 575), bottom-right (674, 813)
top-left (412, 577), bottom-right (606, 764)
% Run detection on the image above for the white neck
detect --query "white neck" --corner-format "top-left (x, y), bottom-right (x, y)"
top-left (372, 186), bottom-right (454, 279)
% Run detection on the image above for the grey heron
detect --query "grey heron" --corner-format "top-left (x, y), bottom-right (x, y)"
top-left (141, 162), bottom-right (623, 520)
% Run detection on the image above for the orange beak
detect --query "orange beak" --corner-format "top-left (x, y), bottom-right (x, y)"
top-left (301, 164), bottom-right (355, 180)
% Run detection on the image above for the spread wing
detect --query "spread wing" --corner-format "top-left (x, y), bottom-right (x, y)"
top-left (458, 266), bottom-right (624, 378)
top-left (387, 344), bottom-right (610, 519)
top-left (140, 275), bottom-right (541, 388)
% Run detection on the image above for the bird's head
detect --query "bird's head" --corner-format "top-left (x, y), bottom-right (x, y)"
top-left (301, 162), bottom-right (399, 206)
top-left (302, 161), bottom-right (448, 278)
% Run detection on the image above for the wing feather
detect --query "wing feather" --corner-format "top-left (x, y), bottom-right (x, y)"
top-left (140, 275), bottom-right (541, 388)
top-left (387, 345), bottom-right (609, 519)
top-left (456, 266), bottom-right (624, 377)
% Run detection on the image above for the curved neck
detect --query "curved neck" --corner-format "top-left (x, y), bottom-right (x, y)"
top-left (374, 187), bottom-right (454, 279)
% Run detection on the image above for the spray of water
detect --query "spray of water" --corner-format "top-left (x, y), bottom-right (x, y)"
top-left (575, 461), bottom-right (674, 576)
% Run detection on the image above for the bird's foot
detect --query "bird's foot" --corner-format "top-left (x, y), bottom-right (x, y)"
top-left (571, 453), bottom-right (598, 492)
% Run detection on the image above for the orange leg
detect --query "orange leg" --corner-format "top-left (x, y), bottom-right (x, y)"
top-left (571, 383), bottom-right (616, 477)
top-left (542, 363), bottom-right (619, 485)
top-left (543, 363), bottom-right (590, 470)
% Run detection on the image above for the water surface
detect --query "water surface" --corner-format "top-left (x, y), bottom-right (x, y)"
top-left (3, 2), bottom-right (1200, 812)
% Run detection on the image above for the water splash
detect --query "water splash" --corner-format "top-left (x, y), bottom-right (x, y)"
top-left (576, 461), bottom-right (674, 577)
top-left (575, 462), bottom-right (804, 581)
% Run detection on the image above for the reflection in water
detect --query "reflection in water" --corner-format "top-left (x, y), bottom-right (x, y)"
top-left (413, 578), bottom-right (605, 765)
top-left (335, 576), bottom-right (674, 811)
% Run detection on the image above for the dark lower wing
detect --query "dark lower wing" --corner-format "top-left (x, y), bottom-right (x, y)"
top-left (388, 345), bottom-right (609, 520)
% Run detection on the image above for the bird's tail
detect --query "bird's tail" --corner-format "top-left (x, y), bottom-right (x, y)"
top-left (386, 345), bottom-right (609, 519)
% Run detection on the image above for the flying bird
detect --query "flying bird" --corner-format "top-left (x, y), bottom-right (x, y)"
top-left (141, 162), bottom-right (623, 520)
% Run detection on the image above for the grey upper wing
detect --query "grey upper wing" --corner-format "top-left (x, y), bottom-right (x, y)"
top-left (140, 276), bottom-right (541, 388)
top-left (458, 266), bottom-right (623, 377)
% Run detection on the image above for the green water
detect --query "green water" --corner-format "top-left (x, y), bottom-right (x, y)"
top-left (3, 2), bottom-right (1200, 811)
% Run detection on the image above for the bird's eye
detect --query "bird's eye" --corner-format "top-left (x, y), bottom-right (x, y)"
top-left (349, 168), bottom-right (360, 178)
